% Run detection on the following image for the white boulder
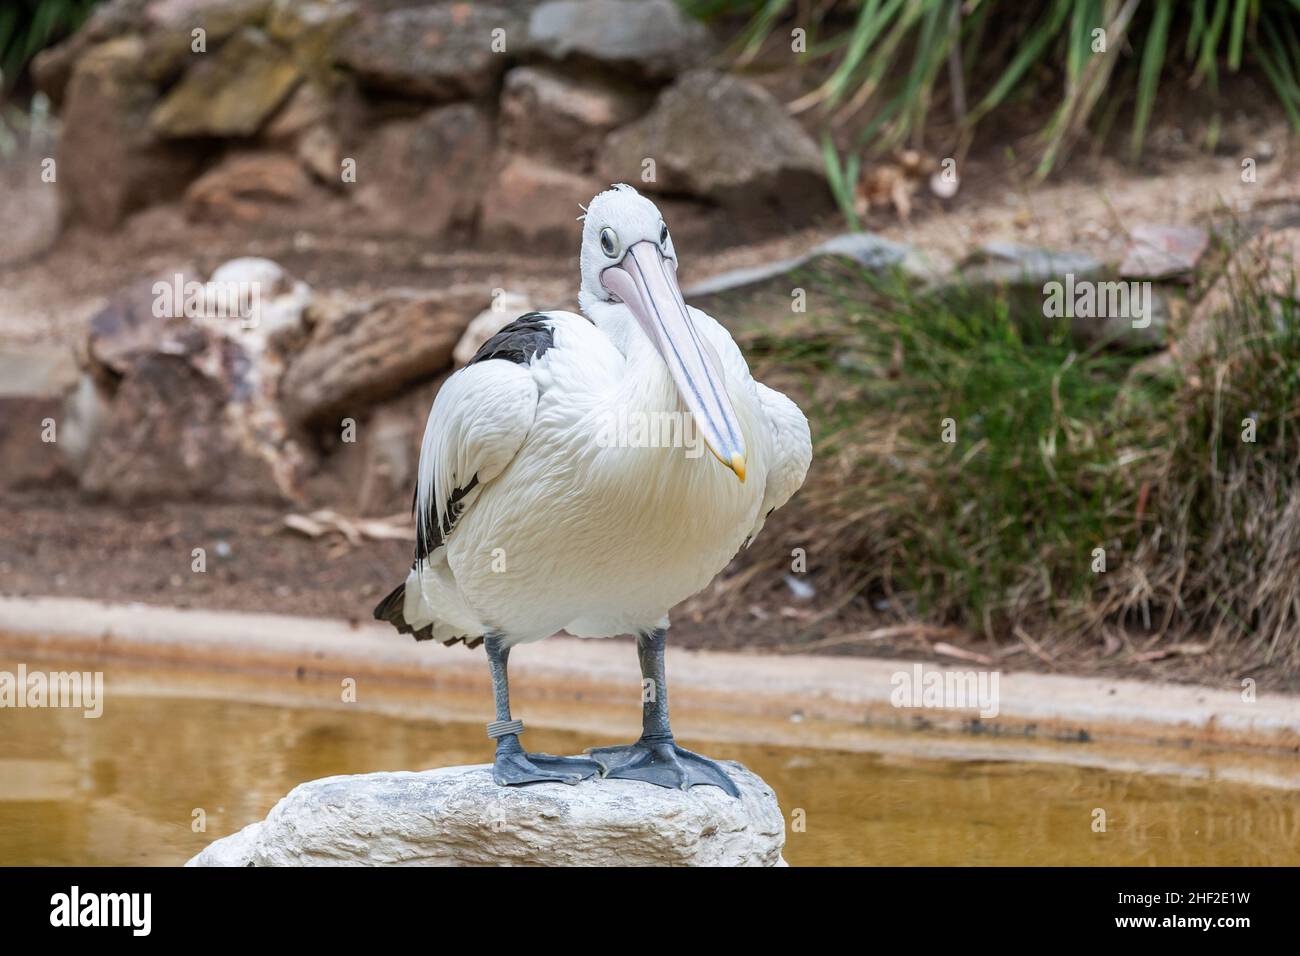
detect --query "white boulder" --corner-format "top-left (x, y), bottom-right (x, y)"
top-left (188, 761), bottom-right (785, 866)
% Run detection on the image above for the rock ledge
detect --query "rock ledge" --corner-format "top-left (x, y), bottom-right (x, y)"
top-left (188, 760), bottom-right (785, 866)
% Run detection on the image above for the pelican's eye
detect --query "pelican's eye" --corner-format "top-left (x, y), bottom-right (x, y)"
top-left (599, 227), bottom-right (619, 258)
top-left (659, 222), bottom-right (669, 247)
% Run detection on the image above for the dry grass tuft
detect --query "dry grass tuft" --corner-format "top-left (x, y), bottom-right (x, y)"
top-left (712, 239), bottom-right (1300, 674)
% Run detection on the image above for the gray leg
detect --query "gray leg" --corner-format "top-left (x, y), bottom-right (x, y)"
top-left (485, 634), bottom-right (600, 786)
top-left (587, 628), bottom-right (740, 797)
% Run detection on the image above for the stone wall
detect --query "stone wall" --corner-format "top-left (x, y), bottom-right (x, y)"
top-left (36, 0), bottom-right (833, 243)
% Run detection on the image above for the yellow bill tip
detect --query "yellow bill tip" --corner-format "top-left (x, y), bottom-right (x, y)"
top-left (730, 452), bottom-right (746, 482)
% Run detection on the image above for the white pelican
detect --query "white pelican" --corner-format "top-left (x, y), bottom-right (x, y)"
top-left (375, 184), bottom-right (811, 795)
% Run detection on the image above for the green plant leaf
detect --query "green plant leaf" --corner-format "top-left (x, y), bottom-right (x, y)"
top-left (1131, 0), bottom-right (1174, 161)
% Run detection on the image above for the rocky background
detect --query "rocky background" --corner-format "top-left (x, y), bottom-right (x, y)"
top-left (2, 0), bottom-right (841, 513)
top-left (35, 0), bottom-right (828, 239)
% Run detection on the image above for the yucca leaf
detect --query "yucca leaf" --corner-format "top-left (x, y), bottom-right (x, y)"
top-left (1227, 0), bottom-right (1250, 71)
top-left (965, 0), bottom-right (1073, 127)
top-left (1254, 18), bottom-right (1300, 130)
top-left (736, 0), bottom-right (795, 64)
top-left (820, 0), bottom-right (892, 107)
top-left (821, 133), bottom-right (860, 231)
top-left (706, 0), bottom-right (1300, 179)
top-left (1187, 0), bottom-right (1208, 59)
top-left (1, 0), bottom-right (99, 88)
top-left (1131, 0), bottom-right (1174, 161)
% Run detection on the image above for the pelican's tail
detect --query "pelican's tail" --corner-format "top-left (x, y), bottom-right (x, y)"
top-left (373, 554), bottom-right (485, 648)
top-left (372, 582), bottom-right (412, 630)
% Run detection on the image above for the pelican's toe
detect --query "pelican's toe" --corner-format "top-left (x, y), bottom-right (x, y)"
top-left (492, 751), bottom-right (602, 787)
top-left (587, 740), bottom-right (740, 798)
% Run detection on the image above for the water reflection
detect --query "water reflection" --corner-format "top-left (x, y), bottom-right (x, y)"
top-left (4, 691), bottom-right (1300, 866)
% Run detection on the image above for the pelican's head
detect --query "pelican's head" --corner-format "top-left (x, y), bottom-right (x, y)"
top-left (578, 184), bottom-right (746, 482)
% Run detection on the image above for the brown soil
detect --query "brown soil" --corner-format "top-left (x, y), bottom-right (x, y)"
top-left (0, 489), bottom-right (409, 623)
top-left (3, 487), bottom-right (1293, 694)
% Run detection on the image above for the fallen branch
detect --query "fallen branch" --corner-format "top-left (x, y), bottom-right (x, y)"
top-left (280, 510), bottom-right (413, 547)
top-left (768, 624), bottom-right (965, 655)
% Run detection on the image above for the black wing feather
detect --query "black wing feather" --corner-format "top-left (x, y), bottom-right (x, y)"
top-left (467, 312), bottom-right (555, 367)
top-left (414, 474), bottom-right (479, 564)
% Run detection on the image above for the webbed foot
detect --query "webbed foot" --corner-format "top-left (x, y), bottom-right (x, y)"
top-left (586, 738), bottom-right (740, 797)
top-left (493, 748), bottom-right (602, 786)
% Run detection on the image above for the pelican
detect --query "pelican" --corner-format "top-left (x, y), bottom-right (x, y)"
top-left (374, 184), bottom-right (811, 796)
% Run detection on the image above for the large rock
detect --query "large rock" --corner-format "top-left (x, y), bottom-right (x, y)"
top-left (31, 0), bottom-right (151, 106)
top-left (480, 154), bottom-right (603, 244)
top-left (79, 271), bottom-right (308, 503)
top-left (144, 0), bottom-right (272, 35)
top-left (684, 232), bottom-right (946, 298)
top-left (58, 37), bottom-right (202, 229)
top-left (525, 0), bottom-right (711, 80)
top-left (351, 379), bottom-right (442, 515)
top-left (280, 289), bottom-right (485, 425)
top-left (0, 396), bottom-right (73, 492)
top-left (499, 66), bottom-right (646, 169)
top-left (266, 0), bottom-right (359, 84)
top-left (184, 152), bottom-right (313, 222)
top-left (1119, 224), bottom-right (1209, 280)
top-left (0, 346), bottom-right (82, 491)
top-left (81, 351), bottom-right (300, 502)
top-left (139, 0), bottom-right (276, 84)
top-left (354, 104), bottom-right (494, 236)
top-left (0, 152), bottom-right (60, 266)
top-left (261, 80), bottom-right (333, 143)
top-left (203, 256), bottom-right (313, 350)
top-left (151, 28), bottom-right (301, 137)
top-left (336, 3), bottom-right (524, 100)
top-left (957, 240), bottom-right (1105, 288)
top-left (34, 0), bottom-right (273, 98)
top-left (599, 70), bottom-right (831, 220)
top-left (188, 761), bottom-right (785, 866)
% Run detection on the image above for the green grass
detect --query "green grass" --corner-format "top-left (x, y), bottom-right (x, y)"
top-left (862, 289), bottom-right (1142, 627)
top-left (739, 239), bottom-right (1300, 670)
top-left (761, 262), bottom-right (1159, 637)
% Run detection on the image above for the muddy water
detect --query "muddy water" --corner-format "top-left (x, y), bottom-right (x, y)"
top-left (3, 690), bottom-right (1299, 866)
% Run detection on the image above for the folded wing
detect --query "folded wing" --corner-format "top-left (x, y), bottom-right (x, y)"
top-left (747, 381), bottom-right (812, 545)
top-left (375, 314), bottom-right (551, 646)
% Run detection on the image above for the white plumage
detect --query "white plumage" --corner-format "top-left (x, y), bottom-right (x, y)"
top-left (377, 184), bottom-right (811, 792)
